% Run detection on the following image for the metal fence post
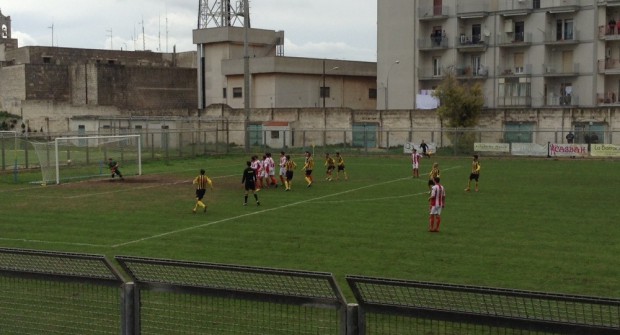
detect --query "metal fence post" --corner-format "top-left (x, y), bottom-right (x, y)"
top-left (121, 282), bottom-right (136, 335)
top-left (346, 303), bottom-right (359, 335)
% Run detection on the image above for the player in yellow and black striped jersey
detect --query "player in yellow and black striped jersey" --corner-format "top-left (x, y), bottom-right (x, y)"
top-left (324, 153), bottom-right (335, 181)
top-left (303, 151), bottom-right (315, 187)
top-left (428, 162), bottom-right (440, 191)
top-left (465, 154), bottom-right (481, 192)
top-left (284, 155), bottom-right (297, 191)
top-left (192, 169), bottom-right (213, 213)
top-left (335, 152), bottom-right (348, 180)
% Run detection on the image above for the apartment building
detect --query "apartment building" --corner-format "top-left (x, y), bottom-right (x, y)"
top-left (378, 0), bottom-right (620, 110)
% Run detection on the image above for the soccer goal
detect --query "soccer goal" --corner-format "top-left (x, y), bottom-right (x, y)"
top-left (30, 134), bottom-right (142, 185)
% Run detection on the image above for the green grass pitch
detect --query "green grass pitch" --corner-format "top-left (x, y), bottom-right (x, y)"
top-left (1, 154), bottom-right (619, 301)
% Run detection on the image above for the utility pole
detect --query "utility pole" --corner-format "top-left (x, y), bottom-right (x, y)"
top-left (243, 0), bottom-right (250, 152)
top-left (107, 28), bottom-right (113, 49)
top-left (48, 23), bottom-right (54, 47)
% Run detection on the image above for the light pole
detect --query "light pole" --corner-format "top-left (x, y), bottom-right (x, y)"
top-left (322, 60), bottom-right (339, 108)
top-left (385, 60), bottom-right (400, 110)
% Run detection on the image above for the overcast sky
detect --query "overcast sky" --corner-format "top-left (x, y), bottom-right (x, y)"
top-left (2, 0), bottom-right (377, 62)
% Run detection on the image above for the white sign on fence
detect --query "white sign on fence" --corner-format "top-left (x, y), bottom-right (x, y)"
top-left (591, 144), bottom-right (620, 157)
top-left (549, 143), bottom-right (588, 157)
top-left (511, 143), bottom-right (548, 156)
top-left (474, 143), bottom-right (510, 153)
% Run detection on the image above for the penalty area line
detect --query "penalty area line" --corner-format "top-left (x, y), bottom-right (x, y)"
top-left (110, 176), bottom-right (413, 248)
top-left (0, 237), bottom-right (108, 248)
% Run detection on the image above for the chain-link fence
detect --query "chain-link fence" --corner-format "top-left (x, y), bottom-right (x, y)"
top-left (2, 128), bottom-right (619, 178)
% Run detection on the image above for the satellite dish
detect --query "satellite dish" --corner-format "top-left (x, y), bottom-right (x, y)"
top-left (483, 30), bottom-right (491, 37)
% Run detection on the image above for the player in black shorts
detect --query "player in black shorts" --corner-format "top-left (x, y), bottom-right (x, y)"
top-left (242, 161), bottom-right (260, 206)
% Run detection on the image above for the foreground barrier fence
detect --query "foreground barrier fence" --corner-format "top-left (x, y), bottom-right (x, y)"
top-left (1, 248), bottom-right (619, 334)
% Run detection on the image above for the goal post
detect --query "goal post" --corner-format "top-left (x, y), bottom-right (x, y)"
top-left (31, 134), bottom-right (142, 185)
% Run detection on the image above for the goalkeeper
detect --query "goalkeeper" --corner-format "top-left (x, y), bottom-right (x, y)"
top-left (108, 158), bottom-right (124, 180)
top-left (193, 169), bottom-right (213, 213)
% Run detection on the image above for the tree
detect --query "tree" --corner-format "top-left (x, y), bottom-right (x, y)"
top-left (432, 72), bottom-right (484, 128)
top-left (432, 73), bottom-right (485, 154)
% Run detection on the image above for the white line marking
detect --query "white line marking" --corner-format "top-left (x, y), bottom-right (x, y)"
top-left (110, 176), bottom-right (414, 248)
top-left (0, 237), bottom-right (108, 248)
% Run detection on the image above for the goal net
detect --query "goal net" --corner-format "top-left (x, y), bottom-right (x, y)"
top-left (30, 134), bottom-right (142, 184)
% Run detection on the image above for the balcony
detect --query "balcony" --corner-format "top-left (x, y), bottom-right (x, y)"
top-left (542, 63), bottom-right (580, 77)
top-left (497, 32), bottom-right (533, 47)
top-left (455, 65), bottom-right (489, 79)
top-left (497, 96), bottom-right (532, 107)
top-left (456, 3), bottom-right (489, 18)
top-left (498, 0), bottom-right (534, 16)
top-left (418, 6), bottom-right (450, 21)
top-left (597, 92), bottom-right (620, 105)
top-left (545, 93), bottom-right (579, 107)
top-left (598, 25), bottom-right (620, 40)
top-left (597, 58), bottom-right (620, 74)
top-left (541, 0), bottom-right (580, 13)
top-left (498, 64), bottom-right (533, 77)
top-left (603, 0), bottom-right (620, 6)
top-left (456, 34), bottom-right (490, 52)
top-left (418, 67), bottom-right (445, 81)
top-left (418, 36), bottom-right (449, 51)
top-left (543, 30), bottom-right (580, 45)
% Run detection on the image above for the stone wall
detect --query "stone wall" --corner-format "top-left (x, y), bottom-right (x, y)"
top-left (96, 65), bottom-right (197, 109)
top-left (25, 64), bottom-right (70, 101)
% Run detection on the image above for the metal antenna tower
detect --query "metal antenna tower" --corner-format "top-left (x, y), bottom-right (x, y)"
top-left (198, 0), bottom-right (249, 29)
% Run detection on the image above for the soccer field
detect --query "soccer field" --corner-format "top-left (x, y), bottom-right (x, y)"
top-left (1, 154), bottom-right (619, 300)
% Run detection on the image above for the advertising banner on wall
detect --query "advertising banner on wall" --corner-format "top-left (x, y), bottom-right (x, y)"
top-left (473, 143), bottom-right (510, 153)
top-left (511, 143), bottom-right (548, 156)
top-left (590, 144), bottom-right (620, 157)
top-left (549, 143), bottom-right (588, 157)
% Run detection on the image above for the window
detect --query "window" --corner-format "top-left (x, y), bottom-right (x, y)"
top-left (233, 87), bottom-right (242, 98)
top-left (432, 57), bottom-right (442, 76)
top-left (556, 19), bottom-right (574, 41)
top-left (369, 88), bottom-right (377, 99)
top-left (472, 24), bottom-right (482, 44)
top-left (514, 21), bottom-right (525, 42)
top-left (43, 56), bottom-right (52, 64)
top-left (320, 87), bottom-right (331, 98)
top-left (514, 53), bottom-right (524, 74)
top-left (271, 131), bottom-right (280, 139)
top-left (135, 125), bottom-right (143, 130)
top-left (504, 122), bottom-right (534, 143)
top-left (222, 88), bottom-right (227, 98)
top-left (471, 55), bottom-right (482, 75)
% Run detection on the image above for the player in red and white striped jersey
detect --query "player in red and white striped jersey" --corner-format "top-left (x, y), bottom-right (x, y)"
top-left (250, 156), bottom-right (262, 191)
top-left (428, 176), bottom-right (446, 232)
top-left (265, 153), bottom-right (278, 188)
top-left (279, 151), bottom-right (287, 187)
top-left (411, 148), bottom-right (422, 178)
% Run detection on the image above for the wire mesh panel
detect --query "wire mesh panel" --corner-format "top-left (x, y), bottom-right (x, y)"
top-left (0, 248), bottom-right (125, 335)
top-left (116, 256), bottom-right (347, 334)
top-left (347, 275), bottom-right (620, 335)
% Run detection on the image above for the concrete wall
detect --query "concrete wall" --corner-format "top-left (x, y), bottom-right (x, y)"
top-left (0, 64), bottom-right (26, 107)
